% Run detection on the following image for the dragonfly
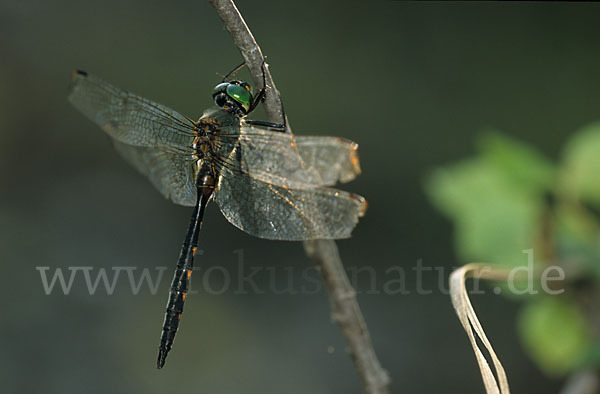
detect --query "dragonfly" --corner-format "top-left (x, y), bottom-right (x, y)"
top-left (68, 63), bottom-right (367, 368)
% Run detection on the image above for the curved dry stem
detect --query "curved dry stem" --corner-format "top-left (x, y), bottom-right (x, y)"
top-left (449, 264), bottom-right (512, 394)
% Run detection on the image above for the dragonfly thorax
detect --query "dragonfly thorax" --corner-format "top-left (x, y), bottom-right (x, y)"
top-left (212, 80), bottom-right (252, 117)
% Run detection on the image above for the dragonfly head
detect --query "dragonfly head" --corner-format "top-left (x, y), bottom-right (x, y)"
top-left (213, 80), bottom-right (253, 116)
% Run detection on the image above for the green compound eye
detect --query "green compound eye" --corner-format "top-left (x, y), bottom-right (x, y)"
top-left (226, 84), bottom-right (251, 112)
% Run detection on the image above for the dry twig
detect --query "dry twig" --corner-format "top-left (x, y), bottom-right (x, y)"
top-left (208, 1), bottom-right (390, 393)
top-left (449, 264), bottom-right (511, 394)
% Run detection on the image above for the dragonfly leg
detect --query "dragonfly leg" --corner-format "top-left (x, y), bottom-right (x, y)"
top-left (248, 60), bottom-right (268, 113)
top-left (244, 119), bottom-right (286, 130)
top-left (246, 61), bottom-right (287, 132)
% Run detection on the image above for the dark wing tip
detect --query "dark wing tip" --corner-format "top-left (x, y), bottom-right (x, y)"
top-left (68, 70), bottom-right (88, 98)
top-left (69, 69), bottom-right (88, 85)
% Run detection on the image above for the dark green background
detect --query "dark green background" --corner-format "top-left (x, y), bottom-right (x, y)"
top-left (2, 1), bottom-right (599, 393)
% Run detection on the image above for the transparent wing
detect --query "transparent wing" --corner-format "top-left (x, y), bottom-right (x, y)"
top-left (213, 164), bottom-right (367, 241)
top-left (294, 136), bottom-right (361, 184)
top-left (113, 141), bottom-right (198, 206)
top-left (68, 70), bottom-right (199, 205)
top-left (68, 70), bottom-right (196, 152)
top-left (212, 125), bottom-right (362, 189)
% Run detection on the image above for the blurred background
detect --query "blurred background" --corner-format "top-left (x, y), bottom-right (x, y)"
top-left (2, 1), bottom-right (600, 393)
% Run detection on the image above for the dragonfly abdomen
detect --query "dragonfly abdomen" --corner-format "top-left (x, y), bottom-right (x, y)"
top-left (157, 258), bottom-right (194, 368)
top-left (157, 165), bottom-right (213, 369)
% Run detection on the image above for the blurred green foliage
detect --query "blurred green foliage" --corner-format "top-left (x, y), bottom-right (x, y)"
top-left (562, 123), bottom-right (600, 206)
top-left (426, 125), bottom-right (600, 376)
top-left (518, 297), bottom-right (590, 375)
top-left (426, 132), bottom-right (555, 269)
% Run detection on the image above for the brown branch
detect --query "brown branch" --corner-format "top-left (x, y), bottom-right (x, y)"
top-left (304, 240), bottom-right (391, 394)
top-left (208, 0), bottom-right (285, 127)
top-left (208, 1), bottom-right (390, 393)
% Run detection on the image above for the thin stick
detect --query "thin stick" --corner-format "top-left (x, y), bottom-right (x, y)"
top-left (208, 0), bottom-right (285, 127)
top-left (208, 1), bottom-right (391, 393)
top-left (304, 240), bottom-right (392, 394)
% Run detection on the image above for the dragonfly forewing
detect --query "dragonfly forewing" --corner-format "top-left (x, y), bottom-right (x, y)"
top-left (68, 71), bottom-right (196, 151)
top-left (213, 125), bottom-right (362, 190)
top-left (212, 125), bottom-right (322, 189)
top-left (294, 136), bottom-right (361, 185)
top-left (69, 71), bottom-right (200, 206)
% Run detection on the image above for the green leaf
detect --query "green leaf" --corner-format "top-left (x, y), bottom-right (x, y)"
top-left (561, 122), bottom-right (600, 205)
top-left (478, 132), bottom-right (555, 195)
top-left (518, 297), bottom-right (591, 376)
top-left (426, 133), bottom-right (554, 269)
